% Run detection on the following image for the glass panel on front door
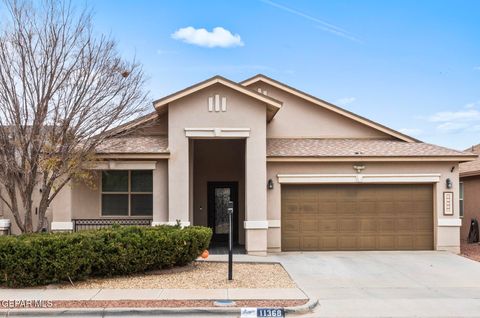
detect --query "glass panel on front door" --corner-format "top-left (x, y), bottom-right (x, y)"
top-left (214, 188), bottom-right (231, 234)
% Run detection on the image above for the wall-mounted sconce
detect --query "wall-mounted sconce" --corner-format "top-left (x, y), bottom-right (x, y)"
top-left (267, 179), bottom-right (274, 190)
top-left (353, 164), bottom-right (366, 173)
top-left (446, 178), bottom-right (453, 189)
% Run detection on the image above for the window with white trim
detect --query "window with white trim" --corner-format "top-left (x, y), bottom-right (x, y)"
top-left (460, 182), bottom-right (464, 218)
top-left (101, 170), bottom-right (153, 216)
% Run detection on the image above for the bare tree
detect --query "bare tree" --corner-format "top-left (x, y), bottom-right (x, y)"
top-left (0, 0), bottom-right (148, 233)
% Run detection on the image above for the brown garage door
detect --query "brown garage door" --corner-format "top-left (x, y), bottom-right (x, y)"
top-left (281, 184), bottom-right (433, 251)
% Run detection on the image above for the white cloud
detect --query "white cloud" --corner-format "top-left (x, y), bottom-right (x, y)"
top-left (428, 101), bottom-right (480, 123)
top-left (436, 122), bottom-right (469, 133)
top-left (424, 101), bottom-right (480, 133)
top-left (336, 97), bottom-right (356, 106)
top-left (428, 108), bottom-right (480, 123)
top-left (399, 128), bottom-right (423, 136)
top-left (171, 27), bottom-right (244, 48)
top-left (474, 66), bottom-right (480, 71)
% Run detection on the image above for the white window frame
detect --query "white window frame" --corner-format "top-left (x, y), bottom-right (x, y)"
top-left (100, 170), bottom-right (153, 217)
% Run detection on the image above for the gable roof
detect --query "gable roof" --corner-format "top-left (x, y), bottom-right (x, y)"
top-left (153, 75), bottom-right (283, 121)
top-left (241, 74), bottom-right (418, 143)
top-left (460, 144), bottom-right (480, 177)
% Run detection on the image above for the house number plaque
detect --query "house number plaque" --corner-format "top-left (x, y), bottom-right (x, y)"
top-left (443, 192), bottom-right (454, 216)
top-left (241, 308), bottom-right (285, 318)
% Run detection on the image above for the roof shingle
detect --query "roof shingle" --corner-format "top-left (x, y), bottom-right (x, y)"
top-left (460, 144), bottom-right (480, 176)
top-left (96, 136), bottom-right (168, 153)
top-left (267, 138), bottom-right (474, 158)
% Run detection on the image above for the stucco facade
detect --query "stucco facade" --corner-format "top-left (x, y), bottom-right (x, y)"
top-left (3, 75), bottom-right (475, 255)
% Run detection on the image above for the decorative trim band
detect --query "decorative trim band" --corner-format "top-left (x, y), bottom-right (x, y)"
top-left (277, 173), bottom-right (441, 184)
top-left (438, 219), bottom-right (462, 227)
top-left (152, 221), bottom-right (191, 227)
top-left (90, 160), bottom-right (158, 170)
top-left (51, 221), bottom-right (74, 231)
top-left (244, 220), bottom-right (269, 229)
top-left (185, 128), bottom-right (250, 138)
top-left (268, 220), bottom-right (281, 228)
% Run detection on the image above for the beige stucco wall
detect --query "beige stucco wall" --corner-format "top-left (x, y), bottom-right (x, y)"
top-left (167, 83), bottom-right (268, 253)
top-left (267, 161), bottom-right (461, 253)
top-left (69, 160), bottom-right (168, 221)
top-left (246, 82), bottom-right (392, 139)
top-left (192, 139), bottom-right (246, 244)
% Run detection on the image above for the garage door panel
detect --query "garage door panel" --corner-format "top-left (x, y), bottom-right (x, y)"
top-left (283, 219), bottom-right (300, 232)
top-left (301, 219), bottom-right (318, 232)
top-left (337, 202), bottom-right (356, 213)
top-left (359, 218), bottom-right (377, 231)
top-left (283, 237), bottom-right (300, 251)
top-left (339, 219), bottom-right (358, 232)
top-left (378, 219), bottom-right (396, 232)
top-left (397, 236), bottom-right (415, 250)
top-left (282, 184), bottom-right (433, 251)
top-left (377, 236), bottom-right (396, 249)
top-left (359, 236), bottom-right (377, 249)
top-left (319, 219), bottom-right (338, 231)
top-left (300, 202), bottom-right (318, 214)
top-left (320, 236), bottom-right (338, 250)
top-left (302, 237), bottom-right (319, 250)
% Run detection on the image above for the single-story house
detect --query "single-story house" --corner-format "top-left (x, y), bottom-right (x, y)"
top-left (1, 74), bottom-right (476, 254)
top-left (459, 144), bottom-right (480, 240)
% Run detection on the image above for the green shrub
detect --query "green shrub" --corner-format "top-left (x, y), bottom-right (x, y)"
top-left (0, 225), bottom-right (212, 287)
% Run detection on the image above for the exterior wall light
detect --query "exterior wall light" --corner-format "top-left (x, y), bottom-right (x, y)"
top-left (446, 178), bottom-right (453, 189)
top-left (267, 179), bottom-right (274, 190)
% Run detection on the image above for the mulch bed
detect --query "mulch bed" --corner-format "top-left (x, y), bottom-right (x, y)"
top-left (461, 240), bottom-right (480, 261)
top-left (30, 299), bottom-right (308, 308)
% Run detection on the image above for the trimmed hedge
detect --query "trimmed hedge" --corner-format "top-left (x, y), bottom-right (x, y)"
top-left (0, 225), bottom-right (212, 287)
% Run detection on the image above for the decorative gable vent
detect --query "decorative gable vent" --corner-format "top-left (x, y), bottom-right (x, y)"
top-left (257, 88), bottom-right (268, 96)
top-left (208, 95), bottom-right (227, 112)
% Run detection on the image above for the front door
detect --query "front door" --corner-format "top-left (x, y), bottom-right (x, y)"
top-left (207, 182), bottom-right (238, 244)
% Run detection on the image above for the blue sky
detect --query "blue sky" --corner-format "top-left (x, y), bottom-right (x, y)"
top-left (4, 0), bottom-right (480, 150)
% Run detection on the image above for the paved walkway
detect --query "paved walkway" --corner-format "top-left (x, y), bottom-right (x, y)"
top-left (0, 287), bottom-right (307, 301)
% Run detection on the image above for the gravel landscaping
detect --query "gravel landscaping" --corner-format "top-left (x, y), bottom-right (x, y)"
top-left (461, 240), bottom-right (480, 262)
top-left (59, 262), bottom-right (296, 289)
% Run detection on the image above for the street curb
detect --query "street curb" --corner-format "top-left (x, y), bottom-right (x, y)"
top-left (0, 298), bottom-right (319, 316)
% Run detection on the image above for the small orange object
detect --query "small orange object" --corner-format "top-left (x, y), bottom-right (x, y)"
top-left (201, 250), bottom-right (209, 259)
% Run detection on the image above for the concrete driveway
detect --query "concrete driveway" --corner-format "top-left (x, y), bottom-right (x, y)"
top-left (270, 251), bottom-right (480, 317)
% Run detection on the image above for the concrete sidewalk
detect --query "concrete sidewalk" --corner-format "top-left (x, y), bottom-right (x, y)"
top-left (0, 287), bottom-right (307, 301)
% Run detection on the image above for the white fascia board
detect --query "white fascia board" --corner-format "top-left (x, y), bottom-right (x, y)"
top-left (90, 161), bottom-right (158, 170)
top-left (185, 128), bottom-right (250, 138)
top-left (51, 222), bottom-right (74, 231)
top-left (277, 174), bottom-right (441, 184)
top-left (438, 219), bottom-right (462, 227)
top-left (244, 220), bottom-right (269, 229)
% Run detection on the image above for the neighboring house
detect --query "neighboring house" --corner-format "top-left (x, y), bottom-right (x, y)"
top-left (459, 144), bottom-right (480, 240)
top-left (1, 75), bottom-right (476, 254)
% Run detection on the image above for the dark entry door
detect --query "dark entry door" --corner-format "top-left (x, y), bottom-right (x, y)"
top-left (208, 182), bottom-right (238, 244)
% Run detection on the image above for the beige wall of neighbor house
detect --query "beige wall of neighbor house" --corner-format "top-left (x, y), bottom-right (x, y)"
top-left (167, 83), bottom-right (268, 254)
top-left (267, 161), bottom-right (461, 253)
top-left (193, 139), bottom-right (246, 244)
top-left (460, 175), bottom-right (480, 240)
top-left (245, 82), bottom-right (392, 139)
top-left (0, 184), bottom-right (50, 234)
